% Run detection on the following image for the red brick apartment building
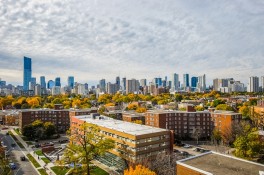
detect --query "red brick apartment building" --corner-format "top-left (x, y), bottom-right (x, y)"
top-left (145, 108), bottom-right (213, 139)
top-left (19, 108), bottom-right (96, 133)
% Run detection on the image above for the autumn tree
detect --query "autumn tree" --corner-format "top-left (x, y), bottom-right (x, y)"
top-left (136, 107), bottom-right (147, 113)
top-left (239, 105), bottom-right (250, 119)
top-left (195, 106), bottom-right (204, 111)
top-left (211, 129), bottom-right (222, 145)
top-left (64, 123), bottom-right (115, 175)
top-left (215, 104), bottom-right (233, 111)
top-left (124, 165), bottom-right (156, 175)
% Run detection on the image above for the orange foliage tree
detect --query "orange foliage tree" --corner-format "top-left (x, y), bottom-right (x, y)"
top-left (124, 165), bottom-right (156, 175)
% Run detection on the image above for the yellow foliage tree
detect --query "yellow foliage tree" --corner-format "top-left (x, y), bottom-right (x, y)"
top-left (136, 107), bottom-right (147, 113)
top-left (105, 103), bottom-right (115, 107)
top-left (127, 104), bottom-right (138, 110)
top-left (124, 165), bottom-right (156, 175)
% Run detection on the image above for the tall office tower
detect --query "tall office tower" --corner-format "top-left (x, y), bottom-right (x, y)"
top-left (99, 79), bottom-right (106, 92)
top-left (162, 80), bottom-right (167, 87)
top-left (140, 79), bottom-right (147, 87)
top-left (23, 56), bottom-right (32, 91)
top-left (67, 76), bottom-right (74, 89)
top-left (55, 77), bottom-right (61, 87)
top-left (121, 77), bottom-right (126, 91)
top-left (116, 76), bottom-right (120, 86)
top-left (126, 79), bottom-right (140, 94)
top-left (165, 76), bottom-right (168, 82)
top-left (84, 83), bottom-right (89, 90)
top-left (197, 74), bottom-right (206, 92)
top-left (171, 73), bottom-right (179, 91)
top-left (47, 80), bottom-right (55, 89)
top-left (191, 77), bottom-right (198, 88)
top-left (167, 81), bottom-right (172, 89)
top-left (35, 84), bottom-right (41, 96)
top-left (106, 82), bottom-right (119, 95)
top-left (40, 76), bottom-right (46, 89)
top-left (183, 74), bottom-right (190, 88)
top-left (248, 76), bottom-right (259, 92)
top-left (261, 76), bottom-right (264, 92)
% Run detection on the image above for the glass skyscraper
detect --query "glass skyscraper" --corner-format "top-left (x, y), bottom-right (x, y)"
top-left (23, 56), bottom-right (32, 91)
top-left (47, 80), bottom-right (55, 89)
top-left (68, 76), bottom-right (74, 89)
top-left (183, 74), bottom-right (190, 87)
top-left (55, 77), bottom-right (61, 87)
top-left (40, 76), bottom-right (46, 89)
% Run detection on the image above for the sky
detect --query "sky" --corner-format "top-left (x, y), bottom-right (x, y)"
top-left (0, 0), bottom-right (263, 86)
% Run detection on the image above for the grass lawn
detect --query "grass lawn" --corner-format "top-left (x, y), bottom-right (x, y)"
top-left (8, 131), bottom-right (25, 149)
top-left (14, 128), bottom-right (21, 135)
top-left (51, 166), bottom-right (70, 175)
top-left (91, 166), bottom-right (109, 175)
top-left (35, 150), bottom-right (44, 156)
top-left (41, 157), bottom-right (51, 164)
top-left (27, 154), bottom-right (41, 168)
top-left (26, 141), bottom-right (33, 145)
top-left (38, 168), bottom-right (48, 175)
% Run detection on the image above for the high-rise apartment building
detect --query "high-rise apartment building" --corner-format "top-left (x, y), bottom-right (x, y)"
top-left (183, 74), bottom-right (190, 88)
top-left (23, 57), bottom-right (32, 91)
top-left (68, 76), bottom-right (74, 89)
top-left (248, 76), bottom-right (259, 92)
top-left (55, 77), bottom-right (61, 87)
top-left (261, 76), bottom-right (264, 92)
top-left (172, 73), bottom-right (179, 91)
top-left (197, 74), bottom-right (206, 92)
top-left (140, 79), bottom-right (147, 87)
top-left (126, 79), bottom-right (140, 94)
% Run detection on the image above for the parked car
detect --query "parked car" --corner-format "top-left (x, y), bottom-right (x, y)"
top-left (11, 143), bottom-right (16, 147)
top-left (173, 149), bottom-right (180, 153)
top-left (9, 162), bottom-right (16, 170)
top-left (20, 156), bottom-right (26, 161)
top-left (183, 144), bottom-right (192, 148)
top-left (35, 144), bottom-right (41, 148)
top-left (180, 151), bottom-right (189, 156)
top-left (193, 147), bottom-right (201, 152)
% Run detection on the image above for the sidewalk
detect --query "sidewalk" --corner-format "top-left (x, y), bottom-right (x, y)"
top-left (10, 129), bottom-right (56, 175)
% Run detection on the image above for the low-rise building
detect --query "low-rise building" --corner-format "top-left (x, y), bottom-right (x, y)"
top-left (210, 110), bottom-right (242, 133)
top-left (122, 111), bottom-right (145, 124)
top-left (176, 152), bottom-right (264, 175)
top-left (71, 114), bottom-right (173, 163)
top-left (19, 108), bottom-right (95, 133)
top-left (145, 108), bottom-right (212, 139)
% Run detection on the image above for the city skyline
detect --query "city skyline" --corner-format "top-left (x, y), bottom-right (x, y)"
top-left (0, 0), bottom-right (264, 86)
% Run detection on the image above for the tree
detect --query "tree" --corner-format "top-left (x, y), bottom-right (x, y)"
top-left (22, 124), bottom-right (35, 139)
top-left (64, 123), bottom-right (115, 175)
top-left (215, 104), bottom-right (233, 111)
top-left (44, 122), bottom-right (56, 138)
top-left (211, 129), bottom-right (222, 145)
top-left (136, 107), bottom-right (147, 113)
top-left (239, 105), bottom-right (250, 119)
top-left (195, 106), bottom-right (204, 111)
top-left (174, 94), bottom-right (183, 102)
top-left (124, 165), bottom-right (156, 175)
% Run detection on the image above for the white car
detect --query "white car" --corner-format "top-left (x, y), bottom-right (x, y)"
top-left (183, 144), bottom-right (192, 148)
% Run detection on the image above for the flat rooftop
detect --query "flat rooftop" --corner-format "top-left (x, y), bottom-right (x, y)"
top-left (146, 110), bottom-right (210, 114)
top-left (74, 115), bottom-right (168, 136)
top-left (177, 152), bottom-right (264, 175)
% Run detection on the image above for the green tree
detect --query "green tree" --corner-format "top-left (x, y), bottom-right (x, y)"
top-left (22, 124), bottom-right (35, 139)
top-left (215, 104), bottom-right (233, 111)
top-left (44, 122), bottom-right (56, 138)
top-left (175, 94), bottom-right (183, 102)
top-left (195, 106), bottom-right (204, 111)
top-left (211, 129), bottom-right (222, 145)
top-left (64, 123), bottom-right (115, 175)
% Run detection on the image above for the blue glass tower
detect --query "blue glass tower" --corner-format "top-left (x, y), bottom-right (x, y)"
top-left (23, 56), bottom-right (32, 91)
top-left (47, 80), bottom-right (55, 89)
top-left (40, 76), bottom-right (46, 89)
top-left (55, 77), bottom-right (61, 87)
top-left (191, 77), bottom-right (198, 88)
top-left (183, 74), bottom-right (190, 87)
top-left (68, 76), bottom-right (74, 89)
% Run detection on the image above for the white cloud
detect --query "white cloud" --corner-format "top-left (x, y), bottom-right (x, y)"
top-left (0, 0), bottom-right (263, 86)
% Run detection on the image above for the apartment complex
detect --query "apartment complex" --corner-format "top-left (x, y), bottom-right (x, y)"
top-left (122, 111), bottom-right (145, 124)
top-left (19, 108), bottom-right (96, 133)
top-left (176, 152), bottom-right (264, 175)
top-left (71, 114), bottom-right (173, 163)
top-left (145, 109), bottom-right (213, 139)
top-left (210, 110), bottom-right (242, 132)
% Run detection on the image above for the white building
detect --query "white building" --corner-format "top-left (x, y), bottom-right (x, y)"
top-left (261, 76), bottom-right (264, 92)
top-left (197, 74), bottom-right (206, 92)
top-left (171, 73), bottom-right (179, 92)
top-left (52, 86), bottom-right (61, 95)
top-left (34, 84), bottom-right (41, 96)
top-left (126, 79), bottom-right (139, 94)
top-left (248, 76), bottom-right (259, 93)
top-left (78, 84), bottom-right (87, 96)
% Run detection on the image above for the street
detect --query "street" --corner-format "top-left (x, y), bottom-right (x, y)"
top-left (0, 129), bottom-right (38, 175)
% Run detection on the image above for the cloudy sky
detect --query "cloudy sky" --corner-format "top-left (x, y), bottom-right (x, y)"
top-left (0, 0), bottom-right (263, 86)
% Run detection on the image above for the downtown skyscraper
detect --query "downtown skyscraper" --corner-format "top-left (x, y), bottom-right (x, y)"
top-left (68, 76), bottom-right (74, 89)
top-left (23, 56), bottom-right (32, 91)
